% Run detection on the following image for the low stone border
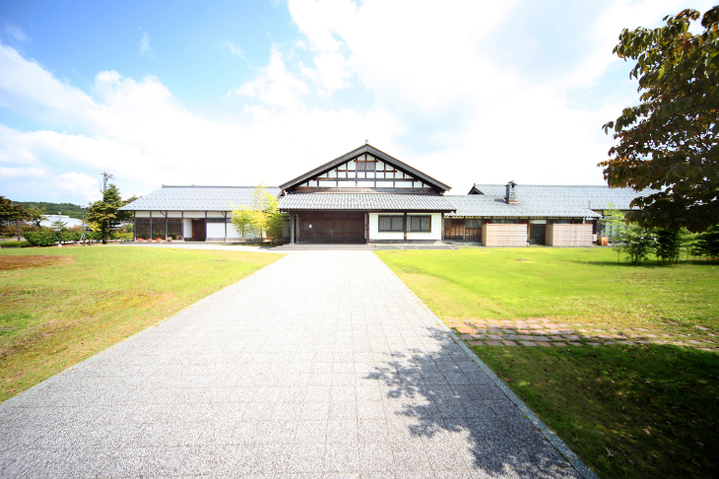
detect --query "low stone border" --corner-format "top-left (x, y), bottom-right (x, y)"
top-left (447, 318), bottom-right (718, 349)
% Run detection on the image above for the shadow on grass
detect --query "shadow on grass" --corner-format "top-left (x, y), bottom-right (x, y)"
top-left (473, 342), bottom-right (719, 479)
top-left (563, 258), bottom-right (719, 268)
top-left (364, 327), bottom-right (581, 478)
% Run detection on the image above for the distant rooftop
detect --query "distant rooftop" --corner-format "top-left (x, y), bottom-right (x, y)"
top-left (119, 186), bottom-right (281, 211)
top-left (469, 184), bottom-right (652, 211)
top-left (444, 195), bottom-right (601, 218)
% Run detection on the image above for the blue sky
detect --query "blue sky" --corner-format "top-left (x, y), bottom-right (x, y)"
top-left (0, 0), bottom-right (715, 204)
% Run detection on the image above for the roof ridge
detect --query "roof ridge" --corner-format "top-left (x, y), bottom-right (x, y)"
top-left (160, 185), bottom-right (280, 189)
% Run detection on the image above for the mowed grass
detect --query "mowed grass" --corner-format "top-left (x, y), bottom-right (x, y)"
top-left (377, 247), bottom-right (718, 326)
top-left (0, 246), bottom-right (281, 403)
top-left (376, 248), bottom-right (719, 479)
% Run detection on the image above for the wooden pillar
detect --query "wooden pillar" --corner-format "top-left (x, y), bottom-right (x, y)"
top-left (290, 213), bottom-right (295, 244)
top-left (441, 214), bottom-right (445, 242)
top-left (224, 212), bottom-right (227, 242)
top-left (365, 212), bottom-right (369, 244)
top-left (165, 211), bottom-right (168, 241)
top-left (403, 212), bottom-right (408, 243)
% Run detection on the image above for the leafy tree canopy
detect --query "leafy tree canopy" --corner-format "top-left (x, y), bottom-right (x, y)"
top-left (0, 196), bottom-right (31, 223)
top-left (86, 185), bottom-right (135, 244)
top-left (14, 201), bottom-right (85, 219)
top-left (600, 7), bottom-right (719, 232)
top-left (230, 185), bottom-right (286, 245)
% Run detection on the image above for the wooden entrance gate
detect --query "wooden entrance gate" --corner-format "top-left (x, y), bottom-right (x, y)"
top-left (191, 219), bottom-right (206, 241)
top-left (298, 212), bottom-right (365, 243)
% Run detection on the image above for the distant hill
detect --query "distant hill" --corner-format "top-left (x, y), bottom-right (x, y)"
top-left (15, 202), bottom-right (86, 220)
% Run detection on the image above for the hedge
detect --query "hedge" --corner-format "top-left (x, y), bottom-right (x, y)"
top-left (23, 230), bottom-right (58, 247)
top-left (0, 240), bottom-right (31, 248)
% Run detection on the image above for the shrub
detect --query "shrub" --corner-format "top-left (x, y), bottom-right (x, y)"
top-left (0, 240), bottom-right (31, 248)
top-left (110, 232), bottom-right (133, 242)
top-left (85, 231), bottom-right (103, 242)
top-left (693, 225), bottom-right (719, 260)
top-left (24, 230), bottom-right (58, 247)
top-left (59, 231), bottom-right (82, 243)
top-left (654, 229), bottom-right (682, 264)
top-left (613, 224), bottom-right (656, 265)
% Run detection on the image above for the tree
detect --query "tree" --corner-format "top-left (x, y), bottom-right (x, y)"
top-left (693, 225), bottom-right (719, 260)
top-left (654, 228), bottom-right (682, 264)
top-left (86, 184), bottom-right (134, 244)
top-left (230, 207), bottom-right (254, 241)
top-left (0, 196), bottom-right (32, 240)
top-left (50, 218), bottom-right (68, 232)
top-left (613, 223), bottom-right (657, 265)
top-left (600, 7), bottom-right (719, 232)
top-left (26, 207), bottom-right (46, 227)
top-left (230, 185), bottom-right (286, 245)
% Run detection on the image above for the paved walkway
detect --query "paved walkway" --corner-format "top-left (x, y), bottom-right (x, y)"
top-left (0, 252), bottom-right (582, 478)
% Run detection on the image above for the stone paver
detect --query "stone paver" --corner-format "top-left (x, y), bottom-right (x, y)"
top-left (0, 251), bottom-right (581, 478)
top-left (451, 318), bottom-right (718, 349)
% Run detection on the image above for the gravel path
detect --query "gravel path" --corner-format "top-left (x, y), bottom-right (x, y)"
top-left (0, 251), bottom-right (582, 478)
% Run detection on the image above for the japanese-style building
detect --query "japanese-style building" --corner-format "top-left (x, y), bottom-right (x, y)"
top-left (120, 144), bottom-right (648, 247)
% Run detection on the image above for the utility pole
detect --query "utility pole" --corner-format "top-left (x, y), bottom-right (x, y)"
top-left (101, 172), bottom-right (114, 192)
top-left (81, 206), bottom-right (86, 246)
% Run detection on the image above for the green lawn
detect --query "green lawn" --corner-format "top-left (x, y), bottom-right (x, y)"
top-left (0, 246), bottom-right (281, 402)
top-left (377, 247), bottom-right (718, 325)
top-left (376, 247), bottom-right (719, 479)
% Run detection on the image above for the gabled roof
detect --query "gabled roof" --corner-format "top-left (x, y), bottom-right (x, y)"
top-left (445, 195), bottom-right (601, 218)
top-left (278, 193), bottom-right (456, 212)
top-left (280, 144), bottom-right (451, 193)
top-left (468, 184), bottom-right (652, 211)
top-left (119, 186), bottom-right (281, 211)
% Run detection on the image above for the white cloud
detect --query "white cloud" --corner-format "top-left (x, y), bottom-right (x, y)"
top-left (4, 23), bottom-right (28, 43)
top-left (275, 0), bottom-right (717, 191)
top-left (0, 42), bottom-right (97, 126)
top-left (139, 29), bottom-right (153, 57)
top-left (231, 48), bottom-right (309, 108)
top-left (302, 52), bottom-right (351, 96)
top-left (3, 0), bottom-right (716, 205)
top-left (225, 41), bottom-right (246, 58)
top-left (0, 166), bottom-right (47, 180)
top-left (58, 172), bottom-right (99, 202)
top-left (0, 40), bottom-right (404, 203)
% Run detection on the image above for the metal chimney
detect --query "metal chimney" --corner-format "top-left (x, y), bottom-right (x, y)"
top-left (505, 181), bottom-right (517, 203)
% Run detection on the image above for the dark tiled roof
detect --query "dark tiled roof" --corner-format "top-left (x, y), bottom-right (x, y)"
top-left (278, 193), bottom-right (456, 212)
top-left (445, 195), bottom-right (601, 218)
top-left (469, 184), bottom-right (652, 210)
top-left (119, 186), bottom-right (281, 211)
top-left (280, 144), bottom-right (451, 193)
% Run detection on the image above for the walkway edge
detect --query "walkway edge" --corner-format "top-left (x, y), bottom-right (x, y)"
top-left (376, 255), bottom-right (601, 479)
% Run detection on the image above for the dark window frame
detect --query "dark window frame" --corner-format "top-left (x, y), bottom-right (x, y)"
top-left (408, 215), bottom-right (432, 232)
top-left (378, 215), bottom-right (404, 232)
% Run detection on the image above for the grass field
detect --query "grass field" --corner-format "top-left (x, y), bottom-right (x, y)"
top-left (0, 245), bottom-right (281, 403)
top-left (376, 247), bottom-right (719, 479)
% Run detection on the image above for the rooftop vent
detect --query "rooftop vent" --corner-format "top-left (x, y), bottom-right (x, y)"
top-left (505, 181), bottom-right (517, 203)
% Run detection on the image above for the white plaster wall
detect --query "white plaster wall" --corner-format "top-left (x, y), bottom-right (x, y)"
top-left (407, 213), bottom-right (442, 241)
top-left (183, 211), bottom-right (205, 219)
top-left (206, 223), bottom-right (226, 239)
top-left (227, 226), bottom-right (241, 239)
top-left (168, 211), bottom-right (182, 218)
top-left (183, 219), bottom-right (192, 238)
top-left (135, 211), bottom-right (150, 218)
top-left (207, 212), bottom-right (224, 218)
